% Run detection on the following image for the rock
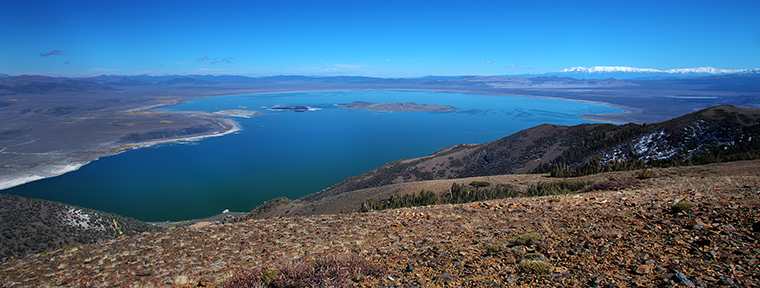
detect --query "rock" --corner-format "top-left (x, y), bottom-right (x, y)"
top-left (674, 272), bottom-right (695, 287)
top-left (173, 275), bottom-right (190, 285)
top-left (693, 238), bottom-right (711, 246)
top-left (635, 264), bottom-right (653, 275)
top-left (511, 245), bottom-right (527, 254)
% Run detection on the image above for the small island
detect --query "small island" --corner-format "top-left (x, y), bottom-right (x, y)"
top-left (267, 105), bottom-right (320, 112)
top-left (336, 101), bottom-right (460, 112)
top-left (212, 109), bottom-right (264, 118)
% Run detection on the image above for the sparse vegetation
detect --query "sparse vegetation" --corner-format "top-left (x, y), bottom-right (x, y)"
top-left (580, 177), bottom-right (640, 193)
top-left (525, 179), bottom-right (595, 196)
top-left (224, 254), bottom-right (386, 288)
top-left (362, 179), bottom-right (596, 212)
top-left (361, 182), bottom-right (520, 211)
top-left (0, 194), bottom-right (163, 259)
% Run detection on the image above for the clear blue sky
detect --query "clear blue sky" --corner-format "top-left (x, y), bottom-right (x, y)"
top-left (2, 0), bottom-right (758, 77)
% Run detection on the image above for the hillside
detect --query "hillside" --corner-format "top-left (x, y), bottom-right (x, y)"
top-left (1, 160), bottom-right (758, 287)
top-left (259, 105), bottom-right (758, 218)
top-left (0, 194), bottom-right (165, 259)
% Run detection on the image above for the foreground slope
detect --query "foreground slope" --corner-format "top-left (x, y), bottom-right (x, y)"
top-left (1, 161), bottom-right (758, 287)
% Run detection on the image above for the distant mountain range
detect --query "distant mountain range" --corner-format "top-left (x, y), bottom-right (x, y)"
top-left (522, 66), bottom-right (760, 80)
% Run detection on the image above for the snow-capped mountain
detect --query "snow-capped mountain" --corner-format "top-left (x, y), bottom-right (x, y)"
top-left (534, 66), bottom-right (753, 79)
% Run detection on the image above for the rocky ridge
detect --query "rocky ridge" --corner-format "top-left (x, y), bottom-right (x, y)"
top-left (0, 194), bottom-right (165, 259)
top-left (1, 160), bottom-right (759, 287)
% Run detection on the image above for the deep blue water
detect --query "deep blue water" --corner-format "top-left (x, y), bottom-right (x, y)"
top-left (3, 90), bottom-right (625, 221)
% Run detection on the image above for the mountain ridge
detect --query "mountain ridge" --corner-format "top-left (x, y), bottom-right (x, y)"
top-left (522, 66), bottom-right (758, 80)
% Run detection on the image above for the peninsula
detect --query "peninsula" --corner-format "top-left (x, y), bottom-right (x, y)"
top-left (212, 109), bottom-right (264, 118)
top-left (337, 101), bottom-right (460, 112)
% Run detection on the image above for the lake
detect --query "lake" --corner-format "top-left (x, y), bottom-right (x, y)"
top-left (3, 90), bottom-right (625, 221)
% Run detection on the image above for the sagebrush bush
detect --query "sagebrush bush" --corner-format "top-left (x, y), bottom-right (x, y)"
top-left (511, 233), bottom-right (541, 245)
top-left (486, 242), bottom-right (503, 255)
top-left (517, 260), bottom-right (554, 274)
top-left (523, 252), bottom-right (545, 261)
top-left (672, 201), bottom-right (694, 213)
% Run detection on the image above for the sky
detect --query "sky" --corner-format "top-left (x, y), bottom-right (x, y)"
top-left (1, 0), bottom-right (758, 78)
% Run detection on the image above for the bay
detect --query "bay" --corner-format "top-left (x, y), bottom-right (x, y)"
top-left (3, 90), bottom-right (625, 221)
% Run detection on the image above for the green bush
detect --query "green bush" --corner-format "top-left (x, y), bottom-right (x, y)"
top-left (511, 233), bottom-right (541, 245)
top-left (517, 260), bottom-right (554, 274)
top-left (486, 242), bottom-right (503, 255)
top-left (523, 252), bottom-right (546, 261)
top-left (672, 201), bottom-right (694, 213)
top-left (526, 180), bottom-right (594, 196)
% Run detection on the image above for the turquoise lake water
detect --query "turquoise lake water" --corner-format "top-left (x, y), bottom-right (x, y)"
top-left (4, 90), bottom-right (625, 221)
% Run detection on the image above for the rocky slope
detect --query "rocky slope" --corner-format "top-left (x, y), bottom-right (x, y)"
top-left (1, 160), bottom-right (759, 287)
top-left (0, 194), bottom-right (165, 259)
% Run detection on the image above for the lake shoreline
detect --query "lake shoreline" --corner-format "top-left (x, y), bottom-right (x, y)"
top-left (0, 110), bottom-right (241, 192)
top-left (1, 89), bottom-right (627, 222)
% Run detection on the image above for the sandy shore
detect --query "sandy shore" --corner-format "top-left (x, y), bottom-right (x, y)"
top-left (0, 163), bottom-right (86, 190)
top-left (0, 114), bottom-right (240, 191)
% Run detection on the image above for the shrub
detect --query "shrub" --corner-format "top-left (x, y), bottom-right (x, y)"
top-left (260, 268), bottom-right (278, 285)
top-left (511, 233), bottom-right (541, 246)
top-left (526, 180), bottom-right (594, 196)
top-left (636, 168), bottom-right (657, 179)
top-left (469, 181), bottom-right (492, 188)
top-left (486, 242), bottom-right (503, 255)
top-left (580, 177), bottom-right (640, 193)
top-left (523, 252), bottom-right (545, 260)
top-left (517, 260), bottom-right (554, 274)
top-left (672, 201), bottom-right (694, 213)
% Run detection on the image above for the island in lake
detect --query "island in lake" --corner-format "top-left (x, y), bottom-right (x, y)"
top-left (337, 101), bottom-right (460, 112)
top-left (213, 109), bottom-right (264, 118)
top-left (267, 105), bottom-right (320, 112)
